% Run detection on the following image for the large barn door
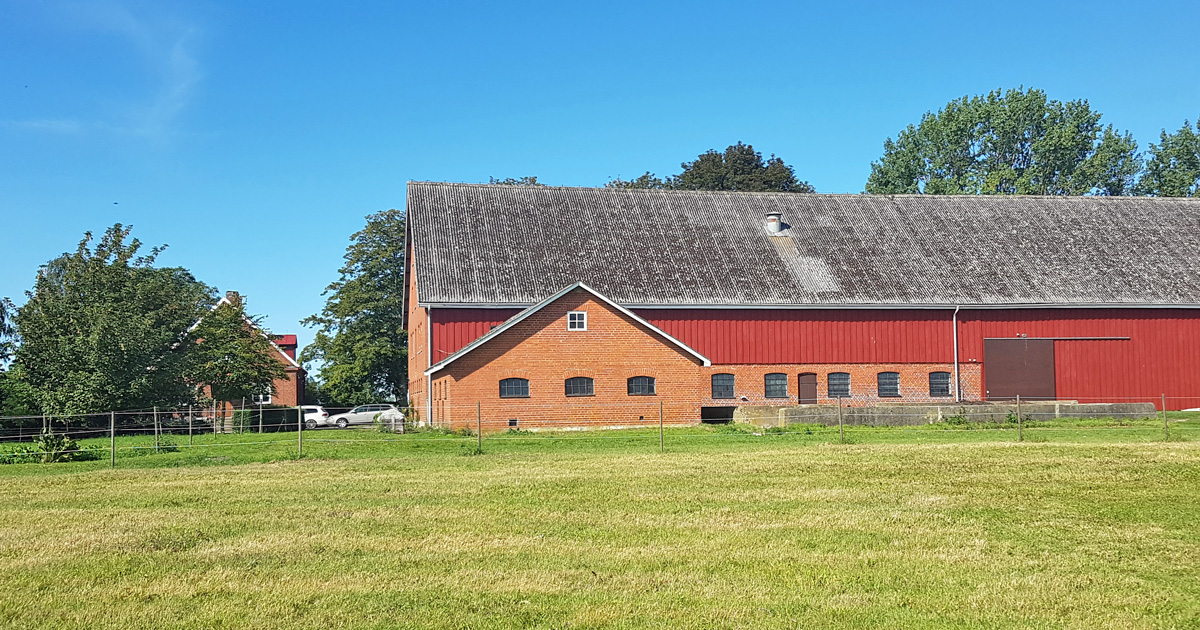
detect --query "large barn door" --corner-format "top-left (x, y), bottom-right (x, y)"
top-left (984, 339), bottom-right (1056, 401)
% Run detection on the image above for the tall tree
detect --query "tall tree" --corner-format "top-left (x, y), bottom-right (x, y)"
top-left (865, 87), bottom-right (1140, 196)
top-left (0, 296), bottom-right (13, 364)
top-left (185, 297), bottom-right (286, 404)
top-left (301, 210), bottom-right (407, 405)
top-left (1136, 119), bottom-right (1200, 197)
top-left (13, 225), bottom-right (215, 414)
top-left (607, 142), bottom-right (815, 192)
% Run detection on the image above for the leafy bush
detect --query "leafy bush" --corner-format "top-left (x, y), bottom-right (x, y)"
top-left (0, 431), bottom-right (101, 464)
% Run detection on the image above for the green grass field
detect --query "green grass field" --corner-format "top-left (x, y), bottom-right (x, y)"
top-left (1, 418), bottom-right (1198, 628)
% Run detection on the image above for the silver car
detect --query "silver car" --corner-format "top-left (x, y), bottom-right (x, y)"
top-left (328, 404), bottom-right (398, 429)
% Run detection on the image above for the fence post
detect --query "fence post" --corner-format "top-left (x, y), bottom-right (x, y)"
top-left (659, 400), bottom-right (664, 453)
top-left (109, 411), bottom-right (115, 468)
top-left (41, 413), bottom-right (46, 434)
top-left (1016, 395), bottom-right (1023, 442)
top-left (188, 404), bottom-right (193, 446)
top-left (1163, 393), bottom-right (1169, 441)
top-left (154, 406), bottom-right (160, 453)
top-left (476, 401), bottom-right (482, 453)
top-left (213, 402), bottom-right (219, 435)
top-left (258, 402), bottom-right (263, 434)
top-left (837, 397), bottom-right (844, 444)
top-left (297, 406), bottom-right (303, 458)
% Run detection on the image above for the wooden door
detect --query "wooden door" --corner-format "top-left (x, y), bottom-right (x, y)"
top-left (798, 373), bottom-right (818, 404)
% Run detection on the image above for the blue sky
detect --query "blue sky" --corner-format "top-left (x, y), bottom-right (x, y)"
top-left (3, 0), bottom-right (1198, 353)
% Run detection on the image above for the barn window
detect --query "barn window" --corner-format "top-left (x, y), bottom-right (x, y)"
top-left (567, 311), bottom-right (587, 330)
top-left (828, 372), bottom-right (851, 398)
top-left (929, 372), bottom-right (952, 397)
top-left (565, 377), bottom-right (594, 397)
top-left (627, 376), bottom-right (656, 396)
top-left (878, 372), bottom-right (901, 398)
top-left (765, 373), bottom-right (788, 398)
top-left (499, 378), bottom-right (529, 398)
top-left (712, 373), bottom-right (735, 399)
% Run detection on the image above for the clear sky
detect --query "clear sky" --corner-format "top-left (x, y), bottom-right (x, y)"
top-left (3, 0), bottom-right (1198, 353)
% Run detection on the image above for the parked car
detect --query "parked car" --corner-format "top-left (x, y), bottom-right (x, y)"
top-left (328, 404), bottom-right (399, 429)
top-left (301, 405), bottom-right (330, 430)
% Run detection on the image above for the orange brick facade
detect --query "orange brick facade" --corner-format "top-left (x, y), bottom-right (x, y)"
top-left (416, 287), bottom-right (982, 432)
top-left (430, 289), bottom-right (705, 432)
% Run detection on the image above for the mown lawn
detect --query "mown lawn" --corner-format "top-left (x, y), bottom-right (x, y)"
top-left (0, 419), bottom-right (1197, 629)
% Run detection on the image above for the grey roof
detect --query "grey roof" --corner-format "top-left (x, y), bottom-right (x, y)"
top-left (406, 182), bottom-right (1200, 307)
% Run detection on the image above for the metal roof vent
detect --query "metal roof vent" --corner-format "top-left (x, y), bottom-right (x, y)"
top-left (765, 211), bottom-right (784, 234)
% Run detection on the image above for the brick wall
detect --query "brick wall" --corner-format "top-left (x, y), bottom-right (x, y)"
top-left (406, 241), bottom-right (430, 422)
top-left (432, 288), bottom-right (706, 432)
top-left (700, 363), bottom-right (981, 408)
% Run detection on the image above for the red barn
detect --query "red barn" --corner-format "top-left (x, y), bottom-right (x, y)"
top-left (404, 182), bottom-right (1200, 430)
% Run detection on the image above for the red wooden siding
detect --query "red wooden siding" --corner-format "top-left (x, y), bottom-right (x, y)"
top-left (957, 309), bottom-right (1200, 407)
top-left (432, 308), bottom-right (521, 360)
top-left (639, 309), bottom-right (955, 364)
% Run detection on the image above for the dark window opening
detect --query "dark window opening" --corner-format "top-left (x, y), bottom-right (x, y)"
top-left (508, 418), bottom-right (518, 428)
top-left (565, 377), bottom-right (594, 397)
top-left (929, 372), bottom-right (952, 397)
top-left (828, 372), bottom-right (851, 398)
top-left (499, 378), bottom-right (529, 398)
top-left (878, 372), bottom-right (901, 398)
top-left (712, 373), bottom-right (735, 399)
top-left (701, 406), bottom-right (736, 423)
top-left (765, 373), bottom-right (788, 399)
top-left (627, 376), bottom-right (656, 396)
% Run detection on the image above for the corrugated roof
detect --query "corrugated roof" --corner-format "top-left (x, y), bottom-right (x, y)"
top-left (407, 182), bottom-right (1200, 307)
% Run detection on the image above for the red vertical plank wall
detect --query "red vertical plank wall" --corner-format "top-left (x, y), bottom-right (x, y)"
top-left (958, 309), bottom-right (1200, 409)
top-left (431, 308), bottom-right (522, 359)
top-left (638, 309), bottom-right (955, 364)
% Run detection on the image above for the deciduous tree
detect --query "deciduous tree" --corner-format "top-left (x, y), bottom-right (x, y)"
top-left (865, 87), bottom-right (1140, 196)
top-left (1136, 119), bottom-right (1200, 197)
top-left (607, 142), bottom-right (815, 192)
top-left (185, 297), bottom-right (286, 404)
top-left (12, 225), bottom-right (215, 414)
top-left (301, 210), bottom-right (407, 405)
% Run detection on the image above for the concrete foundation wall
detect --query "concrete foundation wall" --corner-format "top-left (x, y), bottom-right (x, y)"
top-left (735, 402), bottom-right (1158, 428)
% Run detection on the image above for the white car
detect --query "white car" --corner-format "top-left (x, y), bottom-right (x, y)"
top-left (302, 405), bottom-right (330, 429)
top-left (328, 404), bottom-right (399, 429)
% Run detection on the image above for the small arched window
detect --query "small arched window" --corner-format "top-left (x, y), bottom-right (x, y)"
top-left (499, 378), bottom-right (529, 398)
top-left (712, 373), bottom-right (735, 399)
top-left (828, 372), bottom-right (851, 398)
top-left (929, 372), bottom-right (952, 397)
top-left (878, 372), bottom-right (901, 398)
top-left (765, 373), bottom-right (788, 398)
top-left (627, 376), bottom-right (656, 396)
top-left (565, 377), bottom-right (594, 397)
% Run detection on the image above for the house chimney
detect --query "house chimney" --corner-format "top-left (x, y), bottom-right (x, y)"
top-left (765, 211), bottom-right (783, 234)
top-left (225, 291), bottom-right (241, 307)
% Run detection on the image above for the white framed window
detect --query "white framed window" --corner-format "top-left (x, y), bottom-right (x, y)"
top-left (252, 393), bottom-right (272, 405)
top-left (567, 311), bottom-right (587, 330)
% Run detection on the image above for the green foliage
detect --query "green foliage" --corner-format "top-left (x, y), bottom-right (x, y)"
top-left (488, 176), bottom-right (545, 186)
top-left (12, 225), bottom-right (215, 415)
top-left (185, 297), bottom-right (286, 405)
top-left (1136, 119), bottom-right (1200, 196)
top-left (607, 142), bottom-right (815, 192)
top-left (301, 210), bottom-right (407, 406)
top-left (0, 430), bottom-right (101, 464)
top-left (0, 296), bottom-right (14, 364)
top-left (865, 87), bottom-right (1140, 196)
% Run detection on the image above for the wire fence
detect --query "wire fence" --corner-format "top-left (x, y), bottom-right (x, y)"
top-left (0, 395), bottom-right (1195, 466)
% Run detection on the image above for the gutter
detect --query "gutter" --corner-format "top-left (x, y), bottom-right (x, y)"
top-left (952, 305), bottom-right (961, 402)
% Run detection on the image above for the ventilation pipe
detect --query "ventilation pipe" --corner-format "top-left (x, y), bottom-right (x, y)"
top-left (765, 211), bottom-right (783, 234)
